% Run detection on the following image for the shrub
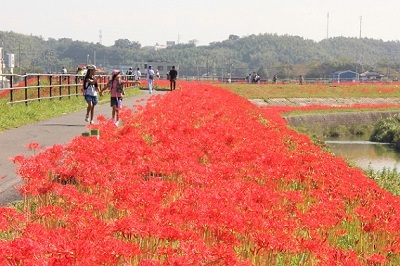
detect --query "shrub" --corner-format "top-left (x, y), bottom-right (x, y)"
top-left (370, 114), bottom-right (400, 143)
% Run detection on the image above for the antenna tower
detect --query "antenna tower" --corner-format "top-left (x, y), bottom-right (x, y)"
top-left (99, 30), bottom-right (103, 45)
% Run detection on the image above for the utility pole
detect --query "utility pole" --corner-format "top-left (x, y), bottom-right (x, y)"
top-left (327, 12), bottom-right (329, 39)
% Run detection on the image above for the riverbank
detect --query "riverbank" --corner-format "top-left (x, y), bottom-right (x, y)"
top-left (249, 97), bottom-right (400, 138)
top-left (248, 97), bottom-right (400, 107)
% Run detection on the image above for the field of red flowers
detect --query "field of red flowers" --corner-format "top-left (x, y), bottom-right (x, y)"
top-left (2, 82), bottom-right (400, 265)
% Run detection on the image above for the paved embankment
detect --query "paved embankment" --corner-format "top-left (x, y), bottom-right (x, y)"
top-left (249, 97), bottom-right (400, 127)
top-left (249, 97), bottom-right (400, 107)
top-left (0, 89), bottom-right (166, 206)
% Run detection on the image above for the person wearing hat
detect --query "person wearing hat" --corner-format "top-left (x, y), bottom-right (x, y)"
top-left (146, 65), bottom-right (155, 94)
top-left (83, 65), bottom-right (99, 124)
top-left (100, 70), bottom-right (125, 126)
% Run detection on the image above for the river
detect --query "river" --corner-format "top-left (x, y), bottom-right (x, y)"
top-left (325, 138), bottom-right (400, 172)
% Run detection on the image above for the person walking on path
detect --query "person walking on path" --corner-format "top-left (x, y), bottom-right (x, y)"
top-left (100, 70), bottom-right (125, 126)
top-left (83, 65), bottom-right (99, 124)
top-left (146, 65), bottom-right (155, 94)
top-left (169, 66), bottom-right (178, 91)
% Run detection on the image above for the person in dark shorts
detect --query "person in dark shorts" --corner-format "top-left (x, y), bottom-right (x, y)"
top-left (83, 65), bottom-right (99, 125)
top-left (100, 70), bottom-right (125, 126)
top-left (169, 65), bottom-right (178, 91)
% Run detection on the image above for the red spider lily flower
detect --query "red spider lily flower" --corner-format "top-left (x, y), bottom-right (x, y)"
top-left (5, 82), bottom-right (400, 264)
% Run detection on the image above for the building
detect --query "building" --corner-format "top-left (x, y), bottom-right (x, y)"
top-left (360, 71), bottom-right (384, 82)
top-left (142, 41), bottom-right (176, 51)
top-left (330, 70), bottom-right (359, 83)
top-left (166, 41), bottom-right (176, 47)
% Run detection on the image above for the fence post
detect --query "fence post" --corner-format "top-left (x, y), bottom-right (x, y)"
top-left (37, 75), bottom-right (40, 101)
top-left (9, 75), bottom-right (14, 103)
top-left (24, 76), bottom-right (28, 106)
top-left (59, 75), bottom-right (62, 100)
top-left (49, 75), bottom-right (53, 99)
top-left (75, 75), bottom-right (79, 96)
top-left (67, 75), bottom-right (71, 98)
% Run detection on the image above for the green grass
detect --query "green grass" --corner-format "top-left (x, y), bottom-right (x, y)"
top-left (0, 86), bottom-right (144, 132)
top-left (367, 167), bottom-right (400, 196)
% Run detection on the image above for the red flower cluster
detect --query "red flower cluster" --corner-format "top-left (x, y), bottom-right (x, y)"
top-left (1, 83), bottom-right (400, 264)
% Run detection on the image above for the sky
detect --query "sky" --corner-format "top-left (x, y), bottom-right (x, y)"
top-left (1, 0), bottom-right (400, 47)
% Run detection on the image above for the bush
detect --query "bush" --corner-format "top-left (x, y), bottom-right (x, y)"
top-left (370, 114), bottom-right (400, 143)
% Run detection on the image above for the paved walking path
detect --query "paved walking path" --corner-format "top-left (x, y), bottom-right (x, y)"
top-left (0, 89), bottom-right (167, 206)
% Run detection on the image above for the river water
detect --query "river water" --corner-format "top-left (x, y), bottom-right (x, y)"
top-left (325, 139), bottom-right (400, 172)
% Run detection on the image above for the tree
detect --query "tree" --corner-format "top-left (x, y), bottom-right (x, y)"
top-left (188, 39), bottom-right (198, 46)
top-left (228, 34), bottom-right (240, 41)
top-left (113, 39), bottom-right (141, 49)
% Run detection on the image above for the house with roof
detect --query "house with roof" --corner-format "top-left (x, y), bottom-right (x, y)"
top-left (330, 70), bottom-right (359, 83)
top-left (359, 71), bottom-right (385, 82)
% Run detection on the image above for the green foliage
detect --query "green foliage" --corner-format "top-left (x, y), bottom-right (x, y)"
top-left (370, 114), bottom-right (400, 143)
top-left (2, 31), bottom-right (400, 79)
top-left (367, 167), bottom-right (400, 196)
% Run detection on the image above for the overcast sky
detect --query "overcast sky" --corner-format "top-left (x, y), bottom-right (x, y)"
top-left (1, 0), bottom-right (399, 47)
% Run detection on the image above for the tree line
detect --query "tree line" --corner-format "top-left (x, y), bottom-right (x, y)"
top-left (1, 31), bottom-right (400, 80)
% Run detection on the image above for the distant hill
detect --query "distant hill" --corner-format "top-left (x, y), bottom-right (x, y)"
top-left (1, 31), bottom-right (400, 79)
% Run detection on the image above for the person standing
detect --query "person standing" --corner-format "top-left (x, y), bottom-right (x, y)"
top-left (273, 75), bottom-right (278, 84)
top-left (61, 66), bottom-right (67, 80)
top-left (146, 65), bottom-right (155, 94)
top-left (126, 67), bottom-right (133, 80)
top-left (100, 70), bottom-right (125, 126)
top-left (169, 66), bottom-right (178, 91)
top-left (134, 67), bottom-right (141, 81)
top-left (247, 74), bottom-right (252, 84)
top-left (83, 65), bottom-right (99, 125)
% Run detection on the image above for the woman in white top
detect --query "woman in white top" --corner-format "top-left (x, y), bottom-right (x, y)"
top-left (146, 65), bottom-right (155, 94)
top-left (83, 65), bottom-right (99, 124)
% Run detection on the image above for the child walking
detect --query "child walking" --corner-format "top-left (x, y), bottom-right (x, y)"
top-left (100, 70), bottom-right (125, 126)
top-left (83, 65), bottom-right (99, 124)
